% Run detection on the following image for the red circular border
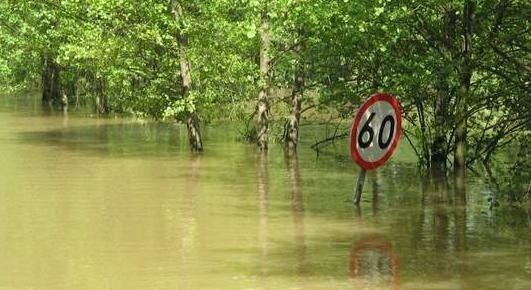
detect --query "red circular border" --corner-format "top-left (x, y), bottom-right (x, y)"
top-left (350, 93), bottom-right (402, 170)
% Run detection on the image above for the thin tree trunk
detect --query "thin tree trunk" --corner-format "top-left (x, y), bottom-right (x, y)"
top-left (95, 78), bottom-right (103, 114)
top-left (432, 88), bottom-right (448, 172)
top-left (60, 89), bottom-right (68, 113)
top-left (172, 0), bottom-right (203, 152)
top-left (285, 40), bottom-right (305, 154)
top-left (74, 78), bottom-right (80, 110)
top-left (95, 78), bottom-right (110, 115)
top-left (257, 8), bottom-right (271, 151)
top-left (431, 9), bottom-right (456, 174)
top-left (41, 56), bottom-right (53, 107)
top-left (51, 62), bottom-right (61, 104)
top-left (186, 111), bottom-right (203, 152)
top-left (454, 0), bottom-right (474, 187)
top-left (42, 55), bottom-right (62, 108)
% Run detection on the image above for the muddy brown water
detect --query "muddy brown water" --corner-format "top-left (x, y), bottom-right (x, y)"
top-left (0, 94), bottom-right (530, 289)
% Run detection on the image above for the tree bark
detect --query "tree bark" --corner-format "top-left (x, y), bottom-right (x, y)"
top-left (41, 55), bottom-right (62, 108)
top-left (171, 0), bottom-right (203, 152)
top-left (431, 9), bottom-right (457, 174)
top-left (186, 111), bottom-right (203, 152)
top-left (51, 62), bottom-right (61, 104)
top-left (95, 77), bottom-right (110, 115)
top-left (60, 89), bottom-right (68, 113)
top-left (454, 0), bottom-right (474, 187)
top-left (41, 56), bottom-right (53, 107)
top-left (285, 40), bottom-right (305, 154)
top-left (257, 8), bottom-right (271, 151)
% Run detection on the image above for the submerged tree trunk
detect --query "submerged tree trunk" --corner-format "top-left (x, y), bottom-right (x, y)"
top-left (431, 9), bottom-right (456, 174)
top-left (257, 8), bottom-right (271, 151)
top-left (172, 0), bottom-right (203, 152)
top-left (285, 40), bottom-right (305, 154)
top-left (454, 0), bottom-right (474, 187)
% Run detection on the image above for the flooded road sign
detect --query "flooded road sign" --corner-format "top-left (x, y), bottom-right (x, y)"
top-left (350, 93), bottom-right (402, 170)
top-left (350, 93), bottom-right (402, 204)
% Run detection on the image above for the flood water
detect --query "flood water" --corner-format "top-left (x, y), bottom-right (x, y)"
top-left (1, 94), bottom-right (530, 290)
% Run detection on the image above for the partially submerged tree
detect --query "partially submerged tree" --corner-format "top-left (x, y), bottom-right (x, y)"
top-left (171, 0), bottom-right (203, 152)
top-left (0, 0), bottom-right (527, 170)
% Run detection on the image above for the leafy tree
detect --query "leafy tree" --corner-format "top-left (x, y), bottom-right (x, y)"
top-left (0, 0), bottom-right (527, 171)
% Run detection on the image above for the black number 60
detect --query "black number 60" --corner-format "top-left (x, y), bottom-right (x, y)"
top-left (358, 113), bottom-right (395, 150)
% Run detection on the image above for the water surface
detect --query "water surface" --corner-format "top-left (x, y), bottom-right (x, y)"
top-left (0, 94), bottom-right (530, 289)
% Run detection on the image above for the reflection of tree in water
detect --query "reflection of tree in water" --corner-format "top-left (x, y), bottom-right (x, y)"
top-left (350, 236), bottom-right (399, 290)
top-left (178, 155), bottom-right (201, 288)
top-left (378, 167), bottom-right (470, 287)
top-left (411, 172), bottom-right (469, 286)
top-left (431, 174), bottom-right (451, 252)
top-left (257, 152), bottom-right (269, 277)
top-left (285, 153), bottom-right (310, 274)
top-left (181, 155), bottom-right (200, 253)
top-left (425, 173), bottom-right (467, 253)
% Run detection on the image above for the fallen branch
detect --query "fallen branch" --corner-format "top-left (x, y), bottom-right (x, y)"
top-left (310, 131), bottom-right (348, 151)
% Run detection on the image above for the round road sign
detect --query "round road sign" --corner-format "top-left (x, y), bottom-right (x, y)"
top-left (350, 93), bottom-right (402, 170)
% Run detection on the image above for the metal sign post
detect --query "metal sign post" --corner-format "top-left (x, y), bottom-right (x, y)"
top-left (353, 169), bottom-right (366, 205)
top-left (350, 93), bottom-right (402, 205)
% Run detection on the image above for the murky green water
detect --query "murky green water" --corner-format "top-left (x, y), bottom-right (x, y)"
top-left (1, 94), bottom-right (530, 289)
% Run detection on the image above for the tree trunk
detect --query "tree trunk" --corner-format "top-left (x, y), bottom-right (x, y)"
top-left (431, 9), bottom-right (457, 174)
top-left (41, 56), bottom-right (62, 108)
top-left (172, 0), bottom-right (203, 152)
top-left (51, 62), bottom-right (61, 104)
top-left (60, 89), bottom-right (68, 113)
top-left (186, 111), bottom-right (203, 152)
top-left (431, 88), bottom-right (448, 172)
top-left (257, 8), bottom-right (271, 151)
top-left (41, 57), bottom-right (53, 107)
top-left (95, 78), bottom-right (110, 114)
top-left (285, 41), bottom-right (305, 154)
top-left (454, 0), bottom-right (474, 187)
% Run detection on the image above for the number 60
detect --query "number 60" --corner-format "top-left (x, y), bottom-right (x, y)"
top-left (358, 112), bottom-right (395, 150)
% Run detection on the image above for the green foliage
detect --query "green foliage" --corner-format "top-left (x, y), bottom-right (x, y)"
top-left (0, 0), bottom-right (528, 179)
top-left (487, 136), bottom-right (530, 204)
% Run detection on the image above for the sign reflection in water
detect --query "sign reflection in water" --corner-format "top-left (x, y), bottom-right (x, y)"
top-left (350, 235), bottom-right (399, 290)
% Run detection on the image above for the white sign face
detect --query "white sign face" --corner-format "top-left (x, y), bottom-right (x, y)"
top-left (350, 93), bottom-right (402, 170)
top-left (355, 101), bottom-right (397, 162)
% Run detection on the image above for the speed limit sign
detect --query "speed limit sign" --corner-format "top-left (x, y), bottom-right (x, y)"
top-left (350, 93), bottom-right (402, 170)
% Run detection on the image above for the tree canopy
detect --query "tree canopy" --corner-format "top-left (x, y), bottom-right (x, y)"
top-left (0, 0), bottom-right (528, 171)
